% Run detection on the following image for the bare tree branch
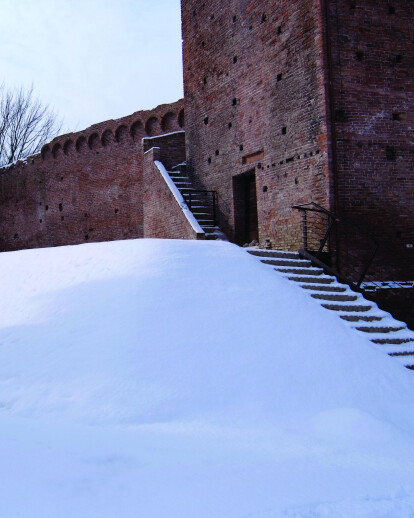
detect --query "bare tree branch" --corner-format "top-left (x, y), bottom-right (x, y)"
top-left (0, 84), bottom-right (62, 167)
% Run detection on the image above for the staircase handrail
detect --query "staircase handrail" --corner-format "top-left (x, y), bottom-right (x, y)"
top-left (187, 190), bottom-right (218, 227)
top-left (292, 202), bottom-right (381, 288)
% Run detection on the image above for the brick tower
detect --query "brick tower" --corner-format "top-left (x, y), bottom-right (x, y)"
top-left (181, 0), bottom-right (414, 282)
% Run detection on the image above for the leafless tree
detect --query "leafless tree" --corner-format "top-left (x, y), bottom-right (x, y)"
top-left (0, 84), bottom-right (62, 167)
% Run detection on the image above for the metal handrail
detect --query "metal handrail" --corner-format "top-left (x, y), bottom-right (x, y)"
top-left (292, 202), bottom-right (380, 288)
top-left (187, 190), bottom-right (218, 227)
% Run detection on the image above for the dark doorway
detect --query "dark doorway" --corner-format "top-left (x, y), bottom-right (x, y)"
top-left (233, 170), bottom-right (259, 245)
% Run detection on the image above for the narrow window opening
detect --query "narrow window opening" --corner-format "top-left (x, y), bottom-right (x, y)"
top-left (208, 157), bottom-right (212, 164)
top-left (395, 54), bottom-right (403, 63)
top-left (277, 73), bottom-right (283, 82)
top-left (215, 149), bottom-right (220, 156)
top-left (239, 144), bottom-right (244, 151)
top-left (232, 98), bottom-right (238, 106)
top-left (59, 203), bottom-right (63, 212)
top-left (85, 234), bottom-right (89, 240)
top-left (393, 113), bottom-right (401, 121)
top-left (233, 15), bottom-right (237, 23)
top-left (115, 208), bottom-right (119, 214)
top-left (204, 117), bottom-right (209, 125)
top-left (335, 108), bottom-right (349, 122)
top-left (228, 122), bottom-right (232, 129)
top-left (281, 127), bottom-right (287, 135)
top-left (261, 13), bottom-right (267, 23)
top-left (356, 51), bottom-right (364, 61)
top-left (386, 145), bottom-right (397, 161)
top-left (277, 25), bottom-right (282, 34)
top-left (45, 205), bottom-right (49, 211)
top-left (201, 41), bottom-right (205, 48)
top-left (263, 186), bottom-right (268, 193)
top-left (203, 77), bottom-right (207, 85)
top-left (388, 6), bottom-right (395, 14)
top-left (233, 56), bottom-right (238, 64)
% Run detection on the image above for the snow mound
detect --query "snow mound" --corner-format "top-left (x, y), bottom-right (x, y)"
top-left (0, 238), bottom-right (414, 517)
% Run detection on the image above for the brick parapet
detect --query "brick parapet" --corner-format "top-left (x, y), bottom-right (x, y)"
top-left (0, 100), bottom-right (185, 252)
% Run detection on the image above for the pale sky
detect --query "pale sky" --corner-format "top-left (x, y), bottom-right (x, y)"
top-left (0, 0), bottom-right (184, 133)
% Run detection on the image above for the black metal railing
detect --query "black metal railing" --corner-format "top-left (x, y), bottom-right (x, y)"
top-left (186, 190), bottom-right (218, 227)
top-left (292, 202), bottom-right (380, 288)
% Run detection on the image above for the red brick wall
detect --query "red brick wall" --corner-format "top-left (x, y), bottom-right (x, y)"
top-left (325, 0), bottom-right (414, 280)
top-left (142, 146), bottom-right (203, 240)
top-left (182, 0), bottom-right (332, 248)
top-left (143, 131), bottom-right (186, 170)
top-left (0, 100), bottom-right (184, 251)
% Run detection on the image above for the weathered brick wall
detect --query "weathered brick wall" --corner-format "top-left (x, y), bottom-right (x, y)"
top-left (142, 146), bottom-right (203, 240)
top-left (325, 0), bottom-right (414, 280)
top-left (182, 0), bottom-right (332, 247)
top-left (143, 131), bottom-right (186, 170)
top-left (0, 100), bottom-right (184, 251)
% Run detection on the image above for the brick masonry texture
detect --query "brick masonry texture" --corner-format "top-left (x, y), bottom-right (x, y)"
top-left (0, 101), bottom-right (184, 251)
top-left (143, 144), bottom-right (202, 240)
top-left (182, 0), bottom-right (413, 281)
top-left (325, 0), bottom-right (414, 280)
top-left (182, 0), bottom-right (332, 250)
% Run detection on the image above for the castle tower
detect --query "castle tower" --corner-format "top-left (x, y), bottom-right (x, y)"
top-left (181, 0), bottom-right (414, 281)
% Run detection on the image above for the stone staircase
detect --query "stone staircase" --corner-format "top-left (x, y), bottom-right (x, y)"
top-left (248, 249), bottom-right (414, 370)
top-left (168, 164), bottom-right (226, 240)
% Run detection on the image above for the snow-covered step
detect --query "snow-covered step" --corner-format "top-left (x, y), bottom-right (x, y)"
top-left (287, 275), bottom-right (335, 284)
top-left (275, 266), bottom-right (325, 276)
top-left (321, 303), bottom-right (373, 312)
top-left (340, 314), bottom-right (384, 322)
top-left (388, 355), bottom-right (414, 368)
top-left (248, 247), bottom-right (414, 370)
top-left (311, 293), bottom-right (359, 302)
top-left (301, 284), bottom-right (347, 293)
top-left (248, 249), bottom-right (300, 260)
top-left (165, 167), bottom-right (226, 241)
top-left (261, 258), bottom-right (312, 268)
top-left (354, 325), bottom-right (406, 333)
top-left (371, 336), bottom-right (414, 345)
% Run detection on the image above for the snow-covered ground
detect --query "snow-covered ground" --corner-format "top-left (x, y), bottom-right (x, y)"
top-left (1, 238), bottom-right (414, 517)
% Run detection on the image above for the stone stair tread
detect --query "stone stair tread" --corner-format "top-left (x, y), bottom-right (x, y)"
top-left (275, 267), bottom-right (324, 275)
top-left (261, 258), bottom-right (312, 267)
top-left (311, 293), bottom-right (359, 302)
top-left (340, 314), bottom-right (384, 322)
top-left (248, 249), bottom-right (300, 259)
top-left (383, 346), bottom-right (414, 356)
top-left (371, 336), bottom-right (414, 344)
top-left (287, 275), bottom-right (335, 284)
top-left (322, 303), bottom-right (373, 312)
top-left (301, 284), bottom-right (348, 292)
top-left (355, 325), bottom-right (406, 333)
